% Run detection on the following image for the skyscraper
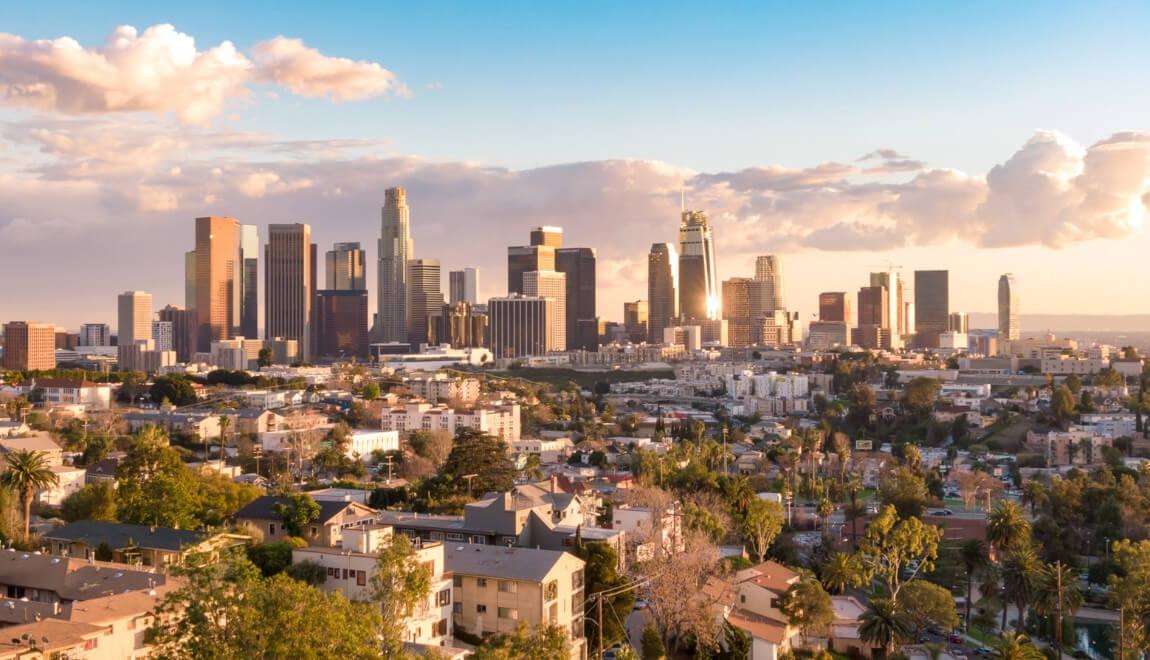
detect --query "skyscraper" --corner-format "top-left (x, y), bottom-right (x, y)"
top-left (193, 216), bottom-right (242, 352)
top-left (1, 322), bottom-right (55, 371)
top-left (433, 302), bottom-right (488, 349)
top-left (376, 187), bottom-right (413, 343)
top-left (998, 274), bottom-right (1020, 341)
top-left (158, 305), bottom-right (195, 363)
top-left (316, 290), bottom-right (369, 358)
top-left (326, 242), bottom-right (367, 291)
top-left (240, 224), bottom-right (259, 339)
top-left (530, 226), bottom-right (563, 248)
top-left (648, 243), bottom-right (679, 343)
top-left (78, 323), bottom-right (111, 347)
top-left (914, 270), bottom-right (949, 347)
top-left (948, 312), bottom-right (969, 334)
top-left (623, 301), bottom-right (648, 343)
top-left (523, 270), bottom-right (567, 352)
top-left (449, 268), bottom-right (479, 305)
top-left (265, 223), bottom-right (317, 360)
top-left (507, 245), bottom-right (556, 295)
top-left (722, 278), bottom-right (757, 348)
top-left (869, 271), bottom-right (904, 349)
top-left (555, 247), bottom-right (597, 350)
top-left (489, 295), bottom-right (559, 359)
top-left (818, 292), bottom-right (851, 324)
top-left (678, 210), bottom-right (719, 321)
top-left (152, 320), bottom-right (174, 353)
top-left (407, 258), bottom-right (444, 345)
top-left (117, 291), bottom-right (153, 348)
top-left (755, 255), bottom-right (783, 313)
top-left (184, 250), bottom-right (197, 310)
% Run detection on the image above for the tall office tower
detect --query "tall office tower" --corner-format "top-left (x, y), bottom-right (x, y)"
top-left (316, 290), bottom-right (369, 359)
top-left (507, 245), bottom-right (556, 295)
top-left (117, 291), bottom-right (153, 348)
top-left (754, 255), bottom-right (784, 313)
top-left (240, 224), bottom-right (259, 339)
top-left (678, 210), bottom-right (719, 321)
top-left (530, 226), bottom-right (564, 248)
top-left (998, 274), bottom-right (1020, 341)
top-left (265, 223), bottom-right (317, 360)
top-left (376, 187), bottom-right (413, 342)
top-left (647, 243), bottom-right (679, 343)
top-left (151, 321), bottom-right (174, 353)
top-left (555, 247), bottom-right (597, 350)
top-left (869, 271), bottom-right (905, 348)
top-left (488, 295), bottom-right (558, 359)
top-left (904, 302), bottom-right (916, 335)
top-left (522, 270), bottom-right (567, 352)
top-left (914, 270), bottom-right (949, 347)
top-left (407, 258), bottom-right (444, 345)
top-left (818, 292), bottom-right (852, 324)
top-left (184, 250), bottom-right (197, 309)
top-left (193, 216), bottom-right (242, 352)
top-left (722, 278), bottom-right (757, 348)
top-left (326, 242), bottom-right (367, 291)
top-left (78, 323), bottom-right (111, 347)
top-left (948, 312), bottom-right (970, 334)
top-left (856, 285), bottom-right (890, 350)
top-left (1, 322), bottom-right (56, 371)
top-left (434, 302), bottom-right (488, 348)
top-left (449, 268), bottom-right (479, 305)
top-left (158, 305), bottom-right (195, 363)
top-left (623, 301), bottom-right (648, 343)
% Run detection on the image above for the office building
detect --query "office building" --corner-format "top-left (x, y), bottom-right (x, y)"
top-left (722, 278), bottom-right (756, 348)
top-left (948, 312), bottom-right (969, 334)
top-left (755, 255), bottom-right (784, 313)
top-left (376, 187), bottom-right (413, 343)
top-left (808, 321), bottom-right (851, 350)
top-left (265, 223), bottom-right (317, 361)
top-left (158, 305), bottom-right (195, 363)
top-left (315, 290), bottom-right (369, 359)
top-left (507, 245), bottom-right (555, 295)
top-left (325, 242), bottom-right (366, 291)
top-left (449, 268), bottom-right (479, 305)
top-left (818, 292), bottom-right (851, 324)
top-left (998, 274), bottom-right (1020, 341)
top-left (193, 216), bottom-right (242, 352)
top-left (648, 243), bottom-right (679, 343)
top-left (240, 224), bottom-right (259, 339)
top-left (869, 271), bottom-right (905, 348)
top-left (623, 301), bottom-right (648, 344)
top-left (407, 258), bottom-right (444, 345)
top-left (119, 341), bottom-right (176, 373)
top-left (78, 323), bottom-right (111, 347)
top-left (522, 270), bottom-right (567, 352)
top-left (678, 210), bottom-right (719, 321)
top-left (530, 226), bottom-right (564, 248)
top-left (151, 321), bottom-right (174, 353)
top-left (184, 250), bottom-right (197, 309)
top-left (433, 302), bottom-right (488, 349)
top-left (914, 270), bottom-right (949, 347)
top-left (117, 291), bottom-right (153, 349)
top-left (856, 286), bottom-right (890, 350)
top-left (2, 321), bottom-right (56, 371)
top-left (489, 295), bottom-right (559, 359)
top-left (555, 247), bottom-right (597, 350)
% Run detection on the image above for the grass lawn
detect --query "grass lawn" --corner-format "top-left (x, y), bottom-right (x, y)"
top-left (968, 624), bottom-right (997, 646)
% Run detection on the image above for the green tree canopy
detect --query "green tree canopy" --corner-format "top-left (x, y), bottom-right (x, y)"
top-left (858, 505), bottom-right (942, 604)
top-left (899, 580), bottom-right (959, 641)
top-left (439, 428), bottom-right (515, 495)
top-left (273, 493), bottom-right (321, 539)
top-left (371, 532), bottom-right (433, 656)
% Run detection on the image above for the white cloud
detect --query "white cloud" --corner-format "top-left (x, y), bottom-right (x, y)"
top-left (251, 37), bottom-right (406, 100)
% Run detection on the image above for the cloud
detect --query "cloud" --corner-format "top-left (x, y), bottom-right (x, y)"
top-left (0, 24), bottom-right (405, 123)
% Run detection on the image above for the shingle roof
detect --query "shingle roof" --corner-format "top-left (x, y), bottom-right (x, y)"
top-left (44, 521), bottom-right (207, 552)
top-left (444, 543), bottom-right (581, 583)
top-left (234, 495), bottom-right (371, 524)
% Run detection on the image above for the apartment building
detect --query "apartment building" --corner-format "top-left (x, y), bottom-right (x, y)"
top-left (235, 495), bottom-right (378, 547)
top-left (26, 378), bottom-right (113, 410)
top-left (1026, 429), bottom-right (1115, 467)
top-left (380, 401), bottom-right (521, 443)
top-left (405, 374), bottom-right (482, 405)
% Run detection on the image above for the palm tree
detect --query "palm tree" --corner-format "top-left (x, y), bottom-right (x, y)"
top-left (992, 631), bottom-right (1044, 660)
top-left (217, 414), bottom-right (231, 464)
top-left (1034, 561), bottom-right (1083, 658)
top-left (821, 551), bottom-right (863, 595)
top-left (1019, 481), bottom-right (1046, 515)
top-left (859, 598), bottom-right (910, 658)
top-left (1000, 545), bottom-right (1041, 631)
top-left (987, 501), bottom-right (1031, 561)
top-left (960, 539), bottom-right (989, 629)
top-left (0, 450), bottom-right (59, 538)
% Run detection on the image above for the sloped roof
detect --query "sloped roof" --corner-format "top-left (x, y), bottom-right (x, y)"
top-left (44, 520), bottom-right (207, 553)
top-left (234, 495), bottom-right (374, 524)
top-left (728, 607), bottom-right (789, 644)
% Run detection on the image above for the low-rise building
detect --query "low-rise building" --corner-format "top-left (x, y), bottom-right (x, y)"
top-left (1079, 413), bottom-right (1137, 438)
top-left (381, 400), bottom-right (521, 444)
top-left (346, 430), bottom-right (400, 461)
top-left (405, 374), bottom-right (482, 405)
top-left (1026, 429), bottom-right (1114, 467)
top-left (0, 433), bottom-right (63, 466)
top-left (26, 378), bottom-right (113, 411)
top-left (44, 521), bottom-right (250, 568)
top-left (235, 495), bottom-right (378, 547)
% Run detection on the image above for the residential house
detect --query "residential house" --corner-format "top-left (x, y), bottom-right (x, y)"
top-left (44, 521), bottom-right (250, 567)
top-left (706, 560), bottom-right (802, 660)
top-left (234, 495), bottom-right (378, 547)
top-left (0, 433), bottom-right (63, 466)
top-left (38, 465), bottom-right (87, 506)
top-left (27, 378), bottom-right (113, 411)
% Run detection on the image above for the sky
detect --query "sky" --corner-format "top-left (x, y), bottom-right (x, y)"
top-left (2, 1), bottom-right (1150, 332)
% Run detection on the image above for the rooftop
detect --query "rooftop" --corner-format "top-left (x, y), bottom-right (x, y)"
top-left (45, 520), bottom-right (208, 553)
top-left (444, 543), bottom-right (581, 583)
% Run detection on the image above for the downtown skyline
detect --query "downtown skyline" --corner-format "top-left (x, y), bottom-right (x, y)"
top-left (3, 5), bottom-right (1150, 329)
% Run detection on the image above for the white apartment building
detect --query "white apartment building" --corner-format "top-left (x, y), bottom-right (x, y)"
top-left (346, 430), bottom-right (400, 461)
top-left (1079, 413), bottom-right (1137, 438)
top-left (1041, 356), bottom-right (1109, 375)
top-left (509, 437), bottom-right (574, 463)
top-left (381, 401), bottom-right (521, 443)
top-left (406, 374), bottom-right (482, 404)
top-left (27, 378), bottom-right (113, 410)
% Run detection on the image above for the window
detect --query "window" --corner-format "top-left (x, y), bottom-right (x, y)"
top-left (430, 531), bottom-right (444, 541)
top-left (544, 580), bottom-right (558, 601)
top-left (310, 526), bottom-right (318, 538)
top-left (572, 569), bottom-right (585, 590)
top-left (453, 575), bottom-right (463, 587)
top-left (497, 581), bottom-right (516, 594)
top-left (437, 589), bottom-right (451, 606)
top-left (446, 533), bottom-right (464, 541)
top-left (268, 523), bottom-right (276, 535)
top-left (477, 578), bottom-right (488, 588)
top-left (357, 570), bottom-right (366, 586)
top-left (476, 604), bottom-right (487, 613)
top-left (452, 602), bottom-right (463, 615)
top-left (497, 607), bottom-right (518, 620)
top-left (436, 619), bottom-right (448, 636)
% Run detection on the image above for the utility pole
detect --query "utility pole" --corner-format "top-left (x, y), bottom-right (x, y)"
top-left (1118, 606), bottom-right (1125, 660)
top-left (1054, 560), bottom-right (1063, 659)
top-left (597, 594), bottom-right (604, 660)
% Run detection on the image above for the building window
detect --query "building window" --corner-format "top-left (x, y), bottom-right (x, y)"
top-left (452, 602), bottom-right (463, 615)
top-left (477, 604), bottom-right (487, 614)
top-left (446, 533), bottom-right (464, 541)
top-left (437, 588), bottom-right (451, 606)
top-left (497, 581), bottom-right (516, 594)
top-left (436, 619), bottom-right (448, 636)
top-left (572, 569), bottom-right (585, 590)
top-left (430, 531), bottom-right (444, 541)
top-left (453, 575), bottom-right (463, 587)
top-left (476, 578), bottom-right (487, 588)
top-left (497, 607), bottom-right (518, 620)
top-left (268, 523), bottom-right (276, 536)
top-left (544, 580), bottom-right (558, 601)
top-left (357, 571), bottom-right (366, 586)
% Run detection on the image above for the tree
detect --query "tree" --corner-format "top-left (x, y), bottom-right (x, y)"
top-left (645, 532), bottom-right (723, 653)
top-left (0, 449), bottom-right (58, 538)
top-left (115, 426), bottom-right (201, 528)
top-left (821, 551), bottom-right (865, 595)
top-left (858, 505), bottom-right (942, 604)
top-left (987, 500), bottom-right (1031, 560)
top-left (902, 378), bottom-right (941, 418)
top-left (1064, 373), bottom-right (1082, 394)
top-left (1051, 384), bottom-right (1077, 425)
top-left (150, 374), bottom-right (198, 406)
top-left (878, 466), bottom-right (930, 519)
top-left (959, 539), bottom-right (989, 629)
top-left (195, 471), bottom-right (261, 527)
top-left (473, 623), bottom-right (570, 660)
top-left (899, 580), bottom-right (959, 641)
top-left (371, 532), bottom-right (433, 656)
top-left (780, 571), bottom-right (835, 643)
top-left (257, 347), bottom-right (273, 368)
top-left (741, 498), bottom-right (784, 562)
top-left (284, 560), bottom-right (327, 586)
top-left (641, 622), bottom-right (667, 660)
top-left (217, 414), bottom-right (231, 462)
top-left (1034, 561), bottom-right (1082, 659)
top-left (247, 541), bottom-right (297, 576)
top-left (273, 494), bottom-right (321, 539)
top-left (439, 428), bottom-right (515, 495)
top-left (859, 598), bottom-right (911, 657)
top-left (991, 631), bottom-right (1044, 660)
top-left (574, 542), bottom-right (634, 653)
top-left (1107, 540), bottom-right (1150, 658)
top-left (407, 429), bottom-right (454, 465)
top-left (60, 481), bottom-right (118, 522)
top-left (360, 381), bottom-right (381, 401)
top-left (1000, 545), bottom-right (1041, 631)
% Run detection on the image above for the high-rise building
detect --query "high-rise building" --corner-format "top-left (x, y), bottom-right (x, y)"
top-left (522, 270), bottom-right (567, 352)
top-left (678, 210), bottom-right (719, 321)
top-left (265, 223), bottom-right (317, 360)
top-left (433, 302), bottom-right (488, 349)
top-left (158, 305), bottom-right (195, 363)
top-left (623, 301), bottom-right (648, 343)
top-left (818, 292), bottom-right (852, 324)
top-left (326, 242), bottom-right (367, 291)
top-left (376, 187), bottom-right (413, 343)
top-left (856, 285), bottom-right (890, 350)
top-left (407, 258), bottom-right (444, 345)
top-left (117, 291), bottom-right (153, 348)
top-left (78, 323), bottom-right (111, 347)
top-left (755, 255), bottom-right (783, 313)
top-left (240, 224), bottom-right (259, 339)
top-left (722, 278), bottom-right (756, 348)
top-left (869, 271), bottom-right (905, 348)
top-left (914, 270), bottom-right (949, 347)
top-left (647, 243), bottom-right (679, 343)
top-left (530, 226), bottom-right (564, 248)
top-left (489, 295), bottom-right (559, 359)
top-left (507, 245), bottom-right (556, 295)
top-left (151, 321), bottom-right (174, 353)
top-left (315, 290), bottom-right (369, 359)
top-left (193, 216), bottom-right (242, 352)
top-left (555, 247), bottom-right (597, 351)
top-left (1, 322), bottom-right (55, 371)
top-left (948, 312), bottom-right (969, 334)
top-left (998, 274), bottom-right (1020, 341)
top-left (184, 250), bottom-right (197, 310)
top-left (449, 268), bottom-right (479, 305)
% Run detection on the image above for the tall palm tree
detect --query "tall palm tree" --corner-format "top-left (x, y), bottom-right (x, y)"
top-left (1000, 545), bottom-right (1041, 631)
top-left (1019, 481), bottom-right (1046, 515)
top-left (987, 501), bottom-right (1031, 561)
top-left (821, 551), bottom-right (863, 595)
top-left (0, 450), bottom-right (59, 538)
top-left (1034, 561), bottom-right (1083, 659)
top-left (217, 414), bottom-right (231, 464)
top-left (843, 474), bottom-right (864, 550)
top-left (960, 539), bottom-right (989, 630)
top-left (992, 631), bottom-right (1044, 660)
top-left (859, 598), bottom-right (910, 658)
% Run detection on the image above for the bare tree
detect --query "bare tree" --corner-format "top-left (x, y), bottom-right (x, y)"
top-left (644, 531), bottom-right (724, 653)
